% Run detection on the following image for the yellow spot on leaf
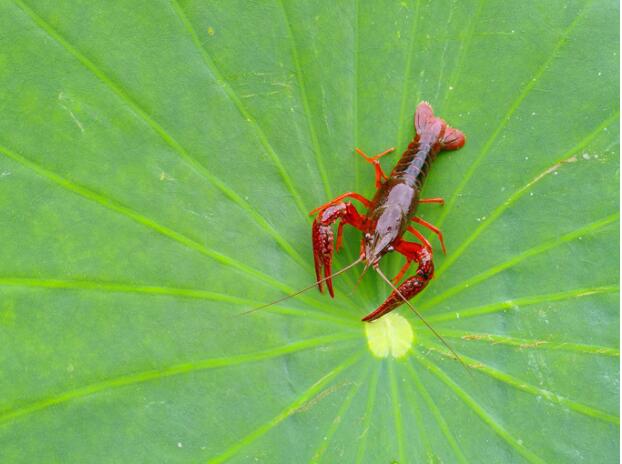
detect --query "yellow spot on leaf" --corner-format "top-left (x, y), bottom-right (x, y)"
top-left (365, 313), bottom-right (414, 358)
top-left (207, 26), bottom-right (215, 36)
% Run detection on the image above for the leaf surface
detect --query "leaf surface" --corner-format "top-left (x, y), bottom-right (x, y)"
top-left (0, 0), bottom-right (618, 462)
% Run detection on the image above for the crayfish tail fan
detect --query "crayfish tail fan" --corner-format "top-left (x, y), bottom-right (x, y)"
top-left (414, 101), bottom-right (436, 134)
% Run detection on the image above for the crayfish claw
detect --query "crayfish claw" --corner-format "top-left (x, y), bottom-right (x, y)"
top-left (362, 243), bottom-right (434, 322)
top-left (312, 220), bottom-right (335, 297)
top-left (311, 201), bottom-right (364, 297)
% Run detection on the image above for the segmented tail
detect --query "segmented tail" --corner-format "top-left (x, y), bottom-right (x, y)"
top-left (414, 101), bottom-right (466, 150)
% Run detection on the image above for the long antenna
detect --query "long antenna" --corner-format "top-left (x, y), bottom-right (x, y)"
top-left (238, 257), bottom-right (363, 316)
top-left (373, 265), bottom-right (472, 376)
top-left (349, 263), bottom-right (371, 297)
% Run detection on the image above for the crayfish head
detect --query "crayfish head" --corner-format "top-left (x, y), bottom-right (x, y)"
top-left (363, 206), bottom-right (403, 267)
top-left (364, 231), bottom-right (393, 267)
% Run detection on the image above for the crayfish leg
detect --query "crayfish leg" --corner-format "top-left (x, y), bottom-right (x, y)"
top-left (411, 216), bottom-right (446, 254)
top-left (355, 147), bottom-right (395, 189)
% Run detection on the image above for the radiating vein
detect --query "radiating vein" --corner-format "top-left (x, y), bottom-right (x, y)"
top-left (425, 285), bottom-right (618, 323)
top-left (5, 140), bottom-right (365, 315)
top-left (278, 0), bottom-right (332, 199)
top-left (310, 361), bottom-right (370, 463)
top-left (412, 353), bottom-right (547, 464)
top-left (404, 362), bottom-right (469, 464)
top-left (0, 277), bottom-right (361, 328)
top-left (400, 364), bottom-right (433, 461)
top-left (389, 360), bottom-right (406, 463)
top-left (436, 110), bottom-right (619, 278)
top-left (207, 353), bottom-right (361, 464)
top-left (0, 333), bottom-right (359, 427)
top-left (172, 0), bottom-right (366, 301)
top-left (435, 0), bottom-right (594, 228)
top-left (396, 0), bottom-right (421, 148)
top-left (439, 0), bottom-right (485, 111)
top-left (355, 362), bottom-right (380, 464)
top-left (437, 329), bottom-right (620, 357)
top-left (169, 0), bottom-right (312, 219)
top-left (12, 0), bottom-right (308, 269)
top-left (352, 0), bottom-right (360, 192)
top-left (420, 341), bottom-right (620, 425)
top-left (420, 213), bottom-right (618, 310)
top-left (432, 0), bottom-right (456, 104)
top-left (0, 143), bottom-right (331, 308)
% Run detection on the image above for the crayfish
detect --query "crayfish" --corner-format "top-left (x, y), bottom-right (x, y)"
top-left (249, 102), bottom-right (466, 362)
top-left (310, 102), bottom-right (465, 323)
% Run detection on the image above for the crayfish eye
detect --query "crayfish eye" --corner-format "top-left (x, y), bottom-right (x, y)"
top-left (387, 246), bottom-right (394, 252)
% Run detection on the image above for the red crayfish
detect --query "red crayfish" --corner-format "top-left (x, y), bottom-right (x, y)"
top-left (249, 102), bottom-right (466, 361)
top-left (310, 101), bottom-right (465, 324)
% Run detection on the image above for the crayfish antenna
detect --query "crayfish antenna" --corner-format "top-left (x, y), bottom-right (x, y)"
top-left (238, 257), bottom-right (363, 317)
top-left (348, 263), bottom-right (372, 297)
top-left (373, 265), bottom-right (473, 377)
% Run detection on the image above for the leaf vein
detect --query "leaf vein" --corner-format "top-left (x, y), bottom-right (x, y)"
top-left (355, 362), bottom-right (380, 464)
top-left (278, 0), bottom-right (333, 200)
top-left (425, 285), bottom-right (619, 324)
top-left (412, 353), bottom-right (547, 464)
top-left (404, 362), bottom-right (469, 464)
top-left (207, 353), bottom-right (362, 464)
top-left (389, 360), bottom-right (406, 463)
top-left (420, 213), bottom-right (618, 309)
top-left (310, 361), bottom-right (370, 463)
top-left (0, 334), bottom-right (359, 427)
top-left (12, 0), bottom-right (308, 269)
top-left (169, 0), bottom-right (312, 220)
top-left (435, 0), bottom-right (595, 228)
top-left (0, 277), bottom-right (360, 327)
top-left (436, 329), bottom-right (620, 357)
top-left (396, 0), bottom-right (421, 148)
top-left (436, 110), bottom-right (620, 278)
top-left (421, 341), bottom-right (620, 425)
top-left (0, 143), bottom-right (328, 309)
top-left (439, 0), bottom-right (485, 111)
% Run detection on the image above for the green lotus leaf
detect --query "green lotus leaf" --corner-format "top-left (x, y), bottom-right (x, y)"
top-left (0, 0), bottom-right (618, 462)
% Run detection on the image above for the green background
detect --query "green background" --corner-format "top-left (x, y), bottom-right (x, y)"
top-left (0, 0), bottom-right (618, 462)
